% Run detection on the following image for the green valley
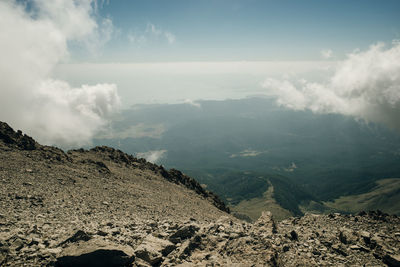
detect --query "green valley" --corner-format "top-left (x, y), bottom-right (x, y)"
top-left (93, 97), bottom-right (400, 220)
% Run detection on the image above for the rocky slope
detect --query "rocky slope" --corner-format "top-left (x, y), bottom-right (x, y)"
top-left (0, 121), bottom-right (400, 266)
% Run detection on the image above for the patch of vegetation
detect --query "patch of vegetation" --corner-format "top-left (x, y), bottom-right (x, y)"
top-left (269, 176), bottom-right (316, 216)
top-left (325, 178), bottom-right (400, 215)
top-left (184, 169), bottom-right (270, 205)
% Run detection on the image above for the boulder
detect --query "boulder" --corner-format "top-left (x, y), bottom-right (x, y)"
top-left (338, 228), bottom-right (357, 245)
top-left (54, 239), bottom-right (135, 267)
top-left (169, 224), bottom-right (200, 244)
top-left (55, 249), bottom-right (134, 267)
top-left (135, 235), bottom-right (176, 265)
top-left (179, 235), bottom-right (202, 259)
top-left (58, 230), bottom-right (91, 247)
top-left (254, 211), bottom-right (277, 235)
top-left (383, 254), bottom-right (400, 267)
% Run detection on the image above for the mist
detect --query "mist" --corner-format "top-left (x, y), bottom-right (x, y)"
top-left (0, 0), bottom-right (120, 147)
top-left (136, 150), bottom-right (167, 164)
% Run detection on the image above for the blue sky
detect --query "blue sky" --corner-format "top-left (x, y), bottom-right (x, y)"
top-left (88, 0), bottom-right (400, 62)
top-left (54, 0), bottom-right (400, 106)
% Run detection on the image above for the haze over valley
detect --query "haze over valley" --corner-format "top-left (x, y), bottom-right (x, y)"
top-left (93, 97), bottom-right (400, 220)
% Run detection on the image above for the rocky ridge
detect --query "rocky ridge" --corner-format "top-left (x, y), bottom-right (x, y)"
top-left (0, 121), bottom-right (399, 266)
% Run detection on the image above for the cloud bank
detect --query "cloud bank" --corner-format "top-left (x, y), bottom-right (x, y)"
top-left (263, 41), bottom-right (400, 131)
top-left (0, 0), bottom-right (120, 147)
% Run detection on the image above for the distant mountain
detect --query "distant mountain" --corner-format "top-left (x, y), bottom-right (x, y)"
top-left (93, 97), bottom-right (400, 219)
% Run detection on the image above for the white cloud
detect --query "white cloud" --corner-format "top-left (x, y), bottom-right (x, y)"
top-left (230, 149), bottom-right (265, 158)
top-left (263, 79), bottom-right (308, 110)
top-left (320, 49), bottom-right (333, 59)
top-left (127, 32), bottom-right (147, 45)
top-left (98, 17), bottom-right (114, 45)
top-left (263, 41), bottom-right (400, 131)
top-left (164, 31), bottom-right (176, 44)
top-left (183, 99), bottom-right (201, 108)
top-left (146, 23), bottom-right (162, 36)
top-left (129, 23), bottom-right (175, 45)
top-left (93, 0), bottom-right (110, 13)
top-left (0, 0), bottom-right (120, 147)
top-left (137, 150), bottom-right (167, 164)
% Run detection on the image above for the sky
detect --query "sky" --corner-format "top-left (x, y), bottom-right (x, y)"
top-left (85, 0), bottom-right (400, 62)
top-left (59, 0), bottom-right (400, 106)
top-left (1, 0), bottom-right (400, 147)
top-left (56, 0), bottom-right (400, 106)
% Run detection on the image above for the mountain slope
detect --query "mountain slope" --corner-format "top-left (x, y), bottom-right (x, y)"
top-left (0, 121), bottom-right (234, 266)
top-left (325, 178), bottom-right (400, 214)
top-left (1, 121), bottom-right (400, 267)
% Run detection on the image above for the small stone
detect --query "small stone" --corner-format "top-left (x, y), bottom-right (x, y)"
top-left (349, 245), bottom-right (360, 250)
top-left (339, 231), bottom-right (347, 244)
top-left (28, 237), bottom-right (40, 246)
top-left (332, 244), bottom-right (348, 257)
top-left (44, 247), bottom-right (62, 255)
top-left (0, 245), bottom-right (9, 264)
top-left (360, 230), bottom-right (371, 245)
top-left (358, 211), bottom-right (367, 216)
top-left (290, 230), bottom-right (298, 241)
top-left (96, 230), bottom-right (108, 236)
top-left (360, 231), bottom-right (370, 239)
top-left (312, 250), bottom-right (321, 256)
top-left (10, 239), bottom-right (25, 251)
